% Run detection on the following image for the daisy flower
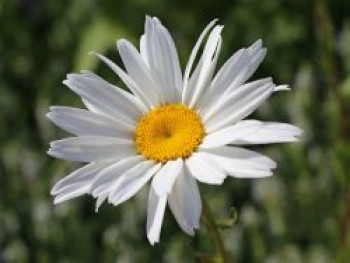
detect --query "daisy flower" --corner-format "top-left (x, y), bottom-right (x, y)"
top-left (47, 16), bottom-right (301, 245)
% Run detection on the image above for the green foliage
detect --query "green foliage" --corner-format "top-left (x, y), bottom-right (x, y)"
top-left (1, 0), bottom-right (350, 262)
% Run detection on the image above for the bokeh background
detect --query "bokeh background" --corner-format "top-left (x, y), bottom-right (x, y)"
top-left (1, 0), bottom-right (350, 262)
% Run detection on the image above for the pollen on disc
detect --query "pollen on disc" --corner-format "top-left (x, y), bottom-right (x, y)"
top-left (135, 104), bottom-right (205, 163)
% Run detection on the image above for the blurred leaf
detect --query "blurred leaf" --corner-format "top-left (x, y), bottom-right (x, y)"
top-left (216, 207), bottom-right (238, 229)
top-left (74, 16), bottom-right (134, 71)
top-left (197, 254), bottom-right (224, 263)
top-left (340, 76), bottom-right (350, 102)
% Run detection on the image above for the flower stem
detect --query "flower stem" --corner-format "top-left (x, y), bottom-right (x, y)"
top-left (201, 193), bottom-right (230, 263)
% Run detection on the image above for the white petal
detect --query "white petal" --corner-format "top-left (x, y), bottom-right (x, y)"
top-left (182, 55), bottom-right (203, 107)
top-left (201, 147), bottom-right (276, 178)
top-left (188, 26), bottom-right (222, 108)
top-left (195, 49), bottom-right (245, 113)
top-left (202, 78), bottom-right (272, 122)
top-left (143, 17), bottom-right (166, 104)
top-left (234, 122), bottom-right (302, 144)
top-left (202, 146), bottom-right (276, 169)
top-left (215, 40), bottom-right (266, 95)
top-left (202, 120), bottom-right (302, 147)
top-left (183, 25), bottom-right (223, 108)
top-left (48, 136), bottom-right (135, 162)
top-left (157, 22), bottom-right (183, 96)
top-left (79, 70), bottom-right (148, 114)
top-left (51, 160), bottom-right (115, 196)
top-left (63, 73), bottom-right (142, 126)
top-left (117, 39), bottom-right (162, 106)
top-left (90, 155), bottom-right (144, 197)
top-left (197, 40), bottom-right (267, 113)
top-left (95, 192), bottom-right (108, 212)
top-left (187, 30), bottom-right (222, 110)
top-left (47, 106), bottom-right (132, 138)
top-left (248, 38), bottom-right (263, 53)
top-left (274, 85), bottom-right (290, 91)
top-left (144, 17), bottom-right (182, 103)
top-left (146, 186), bottom-right (167, 245)
top-left (168, 166), bottom-right (201, 235)
top-left (205, 81), bottom-right (275, 133)
top-left (182, 19), bottom-right (218, 102)
top-left (108, 161), bottom-right (161, 206)
top-left (152, 159), bottom-right (183, 196)
top-left (140, 34), bottom-right (149, 64)
top-left (53, 184), bottom-right (90, 204)
top-left (195, 49), bottom-right (247, 112)
top-left (186, 152), bottom-right (226, 185)
top-left (91, 53), bottom-right (151, 111)
top-left (201, 120), bottom-right (262, 148)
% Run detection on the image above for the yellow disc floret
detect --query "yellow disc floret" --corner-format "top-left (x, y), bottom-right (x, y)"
top-left (135, 104), bottom-right (205, 162)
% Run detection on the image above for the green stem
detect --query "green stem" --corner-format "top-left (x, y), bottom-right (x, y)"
top-left (201, 193), bottom-right (229, 263)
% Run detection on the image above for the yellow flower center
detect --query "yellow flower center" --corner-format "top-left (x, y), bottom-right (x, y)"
top-left (135, 104), bottom-right (205, 162)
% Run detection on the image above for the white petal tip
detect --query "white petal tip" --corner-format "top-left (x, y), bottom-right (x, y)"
top-left (235, 171), bottom-right (274, 179)
top-left (274, 85), bottom-right (290, 91)
top-left (203, 19), bottom-right (219, 30)
top-left (147, 236), bottom-right (159, 246)
top-left (286, 126), bottom-right (303, 141)
top-left (95, 203), bottom-right (102, 213)
top-left (45, 112), bottom-right (52, 119)
top-left (184, 227), bottom-right (195, 236)
top-left (202, 178), bottom-right (225, 185)
top-left (116, 39), bottom-right (127, 47)
top-left (290, 136), bottom-right (302, 142)
top-left (53, 197), bottom-right (63, 205)
top-left (47, 148), bottom-right (62, 159)
top-left (108, 197), bottom-right (124, 207)
top-left (48, 106), bottom-right (58, 111)
top-left (90, 190), bottom-right (99, 198)
top-left (66, 73), bottom-right (77, 79)
top-left (50, 182), bottom-right (63, 195)
top-left (255, 38), bottom-right (263, 45)
top-left (266, 171), bottom-right (274, 177)
top-left (109, 199), bottom-right (123, 207)
top-left (270, 162), bottom-right (277, 170)
top-left (295, 127), bottom-right (303, 135)
top-left (152, 17), bottom-right (160, 23)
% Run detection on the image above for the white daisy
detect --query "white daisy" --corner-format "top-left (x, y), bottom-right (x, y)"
top-left (47, 16), bottom-right (301, 245)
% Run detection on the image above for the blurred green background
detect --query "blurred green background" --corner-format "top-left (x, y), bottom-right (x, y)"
top-left (1, 0), bottom-right (350, 262)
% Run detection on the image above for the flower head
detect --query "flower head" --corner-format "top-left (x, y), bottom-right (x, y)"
top-left (47, 16), bottom-right (301, 245)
